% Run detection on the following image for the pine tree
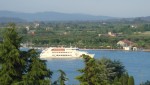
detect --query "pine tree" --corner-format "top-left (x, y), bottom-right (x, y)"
top-left (76, 55), bottom-right (111, 85)
top-left (0, 24), bottom-right (25, 84)
top-left (122, 73), bottom-right (129, 85)
top-left (128, 76), bottom-right (134, 85)
top-left (21, 49), bottom-right (52, 85)
top-left (113, 77), bottom-right (122, 85)
top-left (140, 80), bottom-right (150, 85)
top-left (76, 54), bottom-right (97, 85)
top-left (57, 69), bottom-right (68, 85)
top-left (118, 73), bottom-right (129, 85)
top-left (76, 56), bottom-right (129, 85)
top-left (0, 24), bottom-right (52, 85)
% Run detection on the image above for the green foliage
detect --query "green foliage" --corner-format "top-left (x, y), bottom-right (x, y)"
top-left (117, 73), bottom-right (129, 85)
top-left (113, 77), bottom-right (122, 85)
top-left (97, 58), bottom-right (125, 82)
top-left (140, 80), bottom-right (150, 85)
top-left (128, 76), bottom-right (134, 85)
top-left (21, 49), bottom-right (52, 85)
top-left (1, 22), bottom-right (150, 49)
top-left (76, 55), bottom-right (98, 85)
top-left (0, 26), bottom-right (24, 85)
top-left (113, 73), bottom-right (135, 85)
top-left (53, 69), bottom-right (68, 85)
top-left (0, 24), bottom-right (52, 85)
top-left (76, 55), bottom-right (127, 85)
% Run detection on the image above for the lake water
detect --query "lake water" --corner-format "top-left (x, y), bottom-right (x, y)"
top-left (46, 50), bottom-right (150, 85)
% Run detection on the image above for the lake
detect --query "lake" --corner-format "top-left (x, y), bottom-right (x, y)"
top-left (46, 50), bottom-right (150, 85)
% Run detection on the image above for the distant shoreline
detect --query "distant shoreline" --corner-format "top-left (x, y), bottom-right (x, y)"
top-left (20, 47), bottom-right (150, 52)
top-left (143, 49), bottom-right (150, 52)
top-left (80, 48), bottom-right (150, 52)
top-left (80, 48), bottom-right (122, 51)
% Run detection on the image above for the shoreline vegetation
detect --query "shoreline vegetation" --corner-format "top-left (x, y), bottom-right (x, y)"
top-left (22, 46), bottom-right (150, 52)
top-left (81, 48), bottom-right (150, 52)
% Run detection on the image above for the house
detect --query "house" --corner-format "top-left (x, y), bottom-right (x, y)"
top-left (108, 32), bottom-right (116, 37)
top-left (28, 30), bottom-right (35, 35)
top-left (131, 25), bottom-right (137, 28)
top-left (117, 39), bottom-right (135, 50)
top-left (117, 39), bottom-right (134, 47)
top-left (26, 26), bottom-right (30, 31)
top-left (123, 46), bottom-right (132, 51)
top-left (34, 23), bottom-right (40, 28)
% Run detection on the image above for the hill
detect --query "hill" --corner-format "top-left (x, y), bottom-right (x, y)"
top-left (0, 17), bottom-right (26, 23)
top-left (0, 11), bottom-right (115, 21)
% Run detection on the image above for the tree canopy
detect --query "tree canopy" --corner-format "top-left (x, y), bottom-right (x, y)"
top-left (0, 24), bottom-right (52, 85)
top-left (76, 55), bottom-right (134, 85)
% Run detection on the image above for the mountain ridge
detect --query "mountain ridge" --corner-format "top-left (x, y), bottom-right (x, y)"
top-left (0, 11), bottom-right (115, 22)
top-left (0, 11), bottom-right (150, 23)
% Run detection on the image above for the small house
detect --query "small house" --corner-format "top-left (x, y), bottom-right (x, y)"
top-left (123, 46), bottom-right (132, 51)
top-left (117, 39), bottom-right (134, 47)
top-left (117, 39), bottom-right (135, 50)
top-left (108, 32), bottom-right (116, 37)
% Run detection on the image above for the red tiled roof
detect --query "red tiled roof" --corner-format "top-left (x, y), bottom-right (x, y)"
top-left (121, 39), bottom-right (134, 46)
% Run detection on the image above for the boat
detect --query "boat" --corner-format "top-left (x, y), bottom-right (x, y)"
top-left (40, 47), bottom-right (94, 59)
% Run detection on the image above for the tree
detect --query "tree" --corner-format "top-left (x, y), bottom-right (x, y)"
top-left (76, 54), bottom-right (99, 85)
top-left (113, 77), bottom-right (122, 85)
top-left (141, 80), bottom-right (150, 85)
top-left (76, 55), bottom-right (114, 85)
top-left (96, 58), bottom-right (125, 82)
top-left (21, 49), bottom-right (52, 85)
top-left (54, 69), bottom-right (68, 85)
top-left (118, 73), bottom-right (129, 85)
top-left (128, 76), bottom-right (134, 85)
top-left (76, 55), bottom-right (130, 85)
top-left (0, 25), bottom-right (25, 85)
top-left (0, 24), bottom-right (52, 85)
top-left (113, 73), bottom-right (135, 85)
top-left (52, 69), bottom-right (68, 85)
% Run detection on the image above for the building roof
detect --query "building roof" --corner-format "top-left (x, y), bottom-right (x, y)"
top-left (120, 39), bottom-right (134, 46)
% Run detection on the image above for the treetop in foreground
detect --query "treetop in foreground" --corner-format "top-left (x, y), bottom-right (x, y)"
top-left (0, 24), bottom-right (52, 85)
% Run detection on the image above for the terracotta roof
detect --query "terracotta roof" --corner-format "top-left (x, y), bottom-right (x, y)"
top-left (121, 39), bottom-right (134, 46)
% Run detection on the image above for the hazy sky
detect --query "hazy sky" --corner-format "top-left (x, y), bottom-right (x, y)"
top-left (0, 0), bottom-right (150, 17)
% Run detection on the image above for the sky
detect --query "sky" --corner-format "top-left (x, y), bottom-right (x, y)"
top-left (0, 0), bottom-right (150, 18)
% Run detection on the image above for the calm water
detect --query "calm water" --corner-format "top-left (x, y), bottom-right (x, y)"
top-left (46, 50), bottom-right (150, 85)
